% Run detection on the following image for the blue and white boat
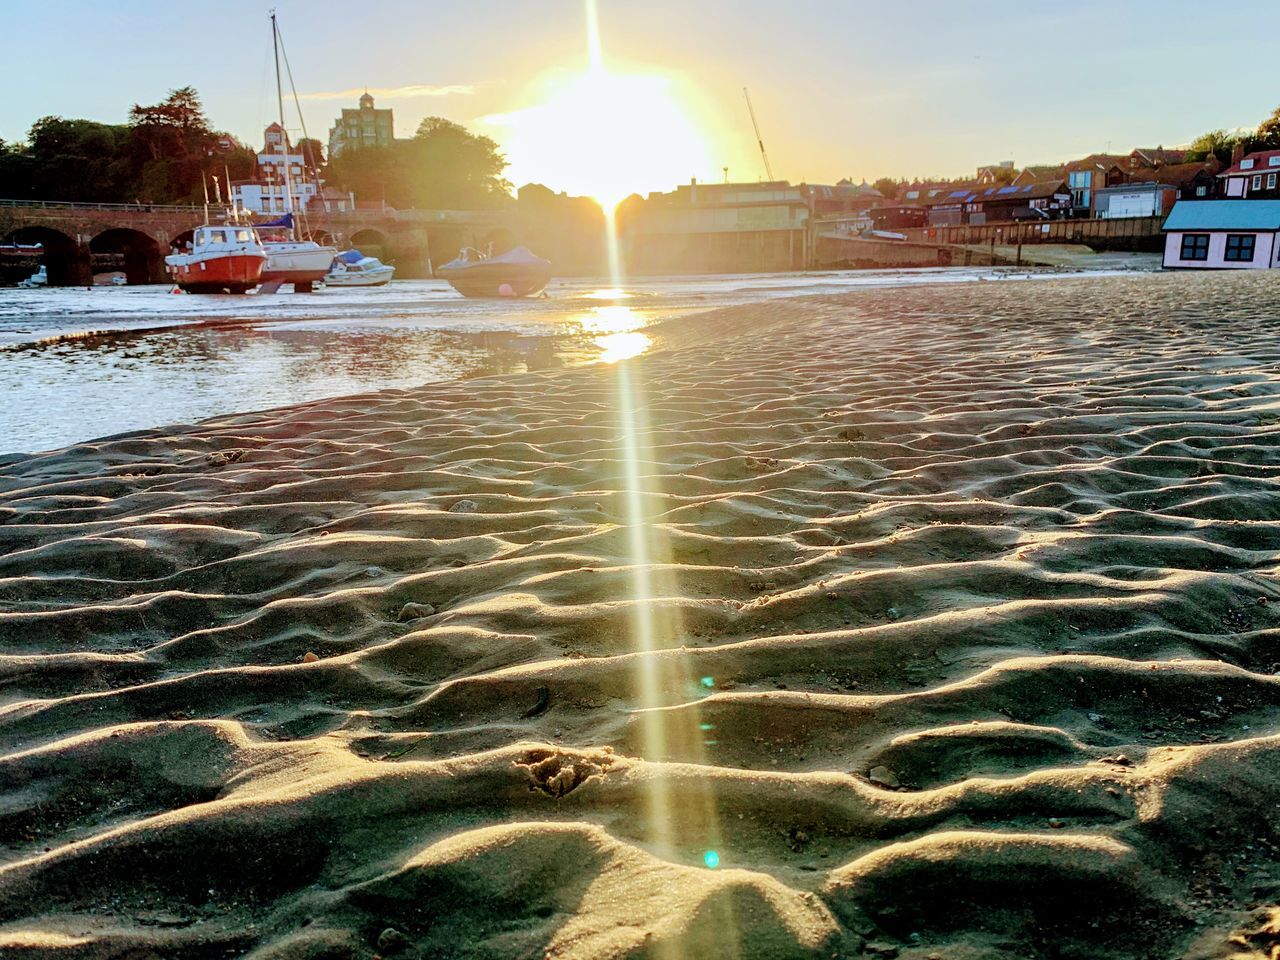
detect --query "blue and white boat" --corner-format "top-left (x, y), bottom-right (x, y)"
top-left (324, 249), bottom-right (395, 287)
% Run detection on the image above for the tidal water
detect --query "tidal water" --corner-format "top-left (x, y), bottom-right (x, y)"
top-left (0, 266), bottom-right (1153, 454)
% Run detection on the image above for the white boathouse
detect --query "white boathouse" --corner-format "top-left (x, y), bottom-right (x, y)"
top-left (1162, 200), bottom-right (1280, 270)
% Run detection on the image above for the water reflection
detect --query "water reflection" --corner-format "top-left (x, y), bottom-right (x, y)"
top-left (595, 331), bottom-right (651, 363)
top-left (2, 268), bottom-right (1077, 453)
top-left (569, 301), bottom-right (653, 363)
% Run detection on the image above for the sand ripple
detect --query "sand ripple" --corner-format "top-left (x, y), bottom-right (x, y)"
top-left (3, 271), bottom-right (1280, 958)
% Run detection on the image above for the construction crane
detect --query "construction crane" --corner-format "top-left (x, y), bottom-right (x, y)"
top-left (743, 87), bottom-right (774, 182)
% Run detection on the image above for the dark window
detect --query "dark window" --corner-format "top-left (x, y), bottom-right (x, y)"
top-left (1180, 233), bottom-right (1210, 260)
top-left (1225, 234), bottom-right (1256, 261)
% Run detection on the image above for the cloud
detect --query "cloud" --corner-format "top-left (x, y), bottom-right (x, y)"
top-left (299, 84), bottom-right (473, 101)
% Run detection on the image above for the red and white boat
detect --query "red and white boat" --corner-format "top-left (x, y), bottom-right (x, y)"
top-left (165, 225), bottom-right (266, 294)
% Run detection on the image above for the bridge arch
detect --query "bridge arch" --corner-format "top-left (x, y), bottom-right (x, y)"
top-left (349, 228), bottom-right (387, 256)
top-left (3, 226), bottom-right (86, 286)
top-left (90, 228), bottom-right (165, 285)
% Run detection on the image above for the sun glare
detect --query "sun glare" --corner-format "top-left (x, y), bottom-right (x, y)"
top-left (489, 68), bottom-right (710, 210)
top-left (483, 0), bottom-right (711, 211)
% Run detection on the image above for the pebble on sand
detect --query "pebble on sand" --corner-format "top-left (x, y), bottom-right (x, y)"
top-left (449, 499), bottom-right (479, 513)
top-left (397, 602), bottom-right (437, 622)
top-left (868, 765), bottom-right (900, 789)
top-left (301, 652), bottom-right (320, 663)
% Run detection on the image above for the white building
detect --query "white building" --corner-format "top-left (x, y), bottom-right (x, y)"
top-left (1162, 200), bottom-right (1280, 270)
top-left (231, 122), bottom-right (319, 215)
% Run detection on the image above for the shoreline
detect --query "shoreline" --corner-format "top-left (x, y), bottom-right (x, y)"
top-left (0, 263), bottom-right (1161, 457)
top-left (3, 269), bottom-right (1279, 958)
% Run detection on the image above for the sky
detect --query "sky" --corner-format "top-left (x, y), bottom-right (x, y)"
top-left (6, 0), bottom-right (1280, 199)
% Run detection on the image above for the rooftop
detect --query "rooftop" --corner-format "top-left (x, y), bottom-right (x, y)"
top-left (1164, 200), bottom-right (1280, 231)
top-left (1219, 150), bottom-right (1280, 177)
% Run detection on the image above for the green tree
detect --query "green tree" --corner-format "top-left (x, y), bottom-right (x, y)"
top-left (872, 177), bottom-right (900, 199)
top-left (327, 117), bottom-right (512, 210)
top-left (127, 86), bottom-right (222, 202)
top-left (1255, 106), bottom-right (1280, 151)
top-left (1186, 129), bottom-right (1244, 165)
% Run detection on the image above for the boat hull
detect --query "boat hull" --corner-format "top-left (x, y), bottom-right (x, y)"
top-left (165, 253), bottom-right (265, 294)
top-left (261, 243), bottom-right (338, 290)
top-left (324, 271), bottom-right (394, 287)
top-left (438, 264), bottom-right (551, 298)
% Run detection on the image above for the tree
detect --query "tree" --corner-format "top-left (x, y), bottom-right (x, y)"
top-left (872, 177), bottom-right (900, 199)
top-left (1186, 129), bottom-right (1244, 166)
top-left (327, 117), bottom-right (513, 209)
top-left (20, 116), bottom-right (132, 202)
top-left (297, 137), bottom-right (325, 175)
top-left (1256, 106), bottom-right (1280, 151)
top-left (126, 87), bottom-right (222, 202)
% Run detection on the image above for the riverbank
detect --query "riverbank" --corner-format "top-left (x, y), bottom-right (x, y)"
top-left (3, 270), bottom-right (1280, 959)
top-left (0, 265), bottom-right (1152, 454)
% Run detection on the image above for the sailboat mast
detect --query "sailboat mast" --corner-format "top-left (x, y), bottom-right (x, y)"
top-left (271, 11), bottom-right (296, 238)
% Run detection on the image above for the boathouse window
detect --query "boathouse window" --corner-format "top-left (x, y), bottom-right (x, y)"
top-left (1180, 234), bottom-right (1210, 260)
top-left (1269, 173), bottom-right (1277, 189)
top-left (1224, 234), bottom-right (1256, 261)
top-left (1253, 176), bottom-right (1262, 190)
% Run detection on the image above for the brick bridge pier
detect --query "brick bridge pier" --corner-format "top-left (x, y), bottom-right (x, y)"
top-left (0, 200), bottom-right (517, 286)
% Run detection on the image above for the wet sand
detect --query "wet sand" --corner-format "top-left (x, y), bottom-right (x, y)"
top-left (2, 270), bottom-right (1280, 959)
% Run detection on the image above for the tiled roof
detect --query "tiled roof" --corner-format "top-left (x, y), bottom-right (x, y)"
top-left (1219, 150), bottom-right (1280, 177)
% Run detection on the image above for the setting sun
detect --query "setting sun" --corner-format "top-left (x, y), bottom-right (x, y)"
top-left (486, 67), bottom-right (711, 209)
top-left (483, 1), bottom-right (711, 209)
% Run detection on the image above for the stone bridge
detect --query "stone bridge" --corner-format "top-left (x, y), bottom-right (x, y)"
top-left (0, 200), bottom-right (518, 285)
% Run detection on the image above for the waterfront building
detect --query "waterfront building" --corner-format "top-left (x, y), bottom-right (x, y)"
top-left (230, 123), bottom-right (319, 215)
top-left (327, 93), bottom-right (394, 159)
top-left (1217, 150), bottom-right (1280, 199)
top-left (1161, 200), bottom-right (1280, 269)
top-left (1095, 182), bottom-right (1179, 219)
top-left (619, 179), bottom-right (811, 273)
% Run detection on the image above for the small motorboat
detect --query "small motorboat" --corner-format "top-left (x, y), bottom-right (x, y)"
top-left (324, 249), bottom-right (395, 287)
top-left (438, 245), bottom-right (552, 298)
top-left (18, 265), bottom-right (47, 288)
top-left (165, 225), bottom-right (266, 294)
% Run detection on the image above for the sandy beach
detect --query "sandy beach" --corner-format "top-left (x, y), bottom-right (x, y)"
top-left (4, 269), bottom-right (1280, 959)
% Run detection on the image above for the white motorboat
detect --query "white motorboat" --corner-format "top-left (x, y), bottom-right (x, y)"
top-left (324, 250), bottom-right (395, 287)
top-left (18, 265), bottom-right (47, 288)
top-left (258, 230), bottom-right (337, 293)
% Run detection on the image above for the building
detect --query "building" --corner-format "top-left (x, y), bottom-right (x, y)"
top-left (1129, 147), bottom-right (1186, 169)
top-left (327, 92), bottom-right (394, 159)
top-left (1061, 155), bottom-right (1132, 216)
top-left (1161, 200), bottom-right (1280, 269)
top-left (1094, 182), bottom-right (1178, 219)
top-left (230, 123), bottom-right (319, 215)
top-left (1217, 150), bottom-right (1280, 199)
top-left (619, 179), bottom-right (811, 273)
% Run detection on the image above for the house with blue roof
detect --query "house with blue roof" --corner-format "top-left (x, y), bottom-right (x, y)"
top-left (1162, 200), bottom-right (1280, 269)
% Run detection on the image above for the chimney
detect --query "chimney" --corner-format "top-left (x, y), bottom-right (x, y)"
top-left (1232, 141), bottom-right (1246, 166)
top-left (690, 177), bottom-right (698, 203)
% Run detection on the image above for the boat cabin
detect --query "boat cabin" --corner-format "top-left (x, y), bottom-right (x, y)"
top-left (1162, 200), bottom-right (1280, 270)
top-left (180, 226), bottom-right (263, 253)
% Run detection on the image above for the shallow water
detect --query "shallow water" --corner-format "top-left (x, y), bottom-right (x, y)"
top-left (0, 266), bottom-right (1150, 454)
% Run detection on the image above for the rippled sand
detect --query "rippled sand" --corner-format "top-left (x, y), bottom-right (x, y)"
top-left (3, 271), bottom-right (1280, 959)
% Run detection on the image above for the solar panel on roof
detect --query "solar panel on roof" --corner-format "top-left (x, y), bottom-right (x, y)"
top-left (1022, 184), bottom-right (1034, 192)
top-left (997, 186), bottom-right (1018, 195)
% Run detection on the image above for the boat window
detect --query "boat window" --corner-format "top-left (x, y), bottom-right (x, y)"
top-left (209, 229), bottom-right (227, 243)
top-left (235, 229), bottom-right (253, 242)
